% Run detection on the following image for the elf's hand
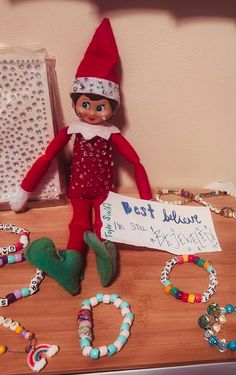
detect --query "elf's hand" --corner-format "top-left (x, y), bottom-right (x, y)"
top-left (9, 186), bottom-right (29, 212)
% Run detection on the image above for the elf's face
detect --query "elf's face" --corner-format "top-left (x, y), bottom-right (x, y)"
top-left (74, 95), bottom-right (113, 125)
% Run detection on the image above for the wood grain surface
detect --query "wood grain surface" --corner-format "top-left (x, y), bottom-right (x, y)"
top-left (0, 188), bottom-right (236, 374)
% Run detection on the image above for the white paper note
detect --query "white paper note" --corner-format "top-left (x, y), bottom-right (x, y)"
top-left (100, 192), bottom-right (222, 255)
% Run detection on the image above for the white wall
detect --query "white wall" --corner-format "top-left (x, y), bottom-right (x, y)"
top-left (1, 0), bottom-right (236, 189)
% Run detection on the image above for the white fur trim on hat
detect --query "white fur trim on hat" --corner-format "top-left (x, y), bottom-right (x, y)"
top-left (70, 77), bottom-right (120, 104)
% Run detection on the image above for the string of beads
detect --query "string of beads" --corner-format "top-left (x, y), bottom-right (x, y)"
top-left (155, 189), bottom-right (194, 205)
top-left (0, 223), bottom-right (30, 256)
top-left (198, 302), bottom-right (236, 352)
top-left (0, 253), bottom-right (44, 306)
top-left (194, 191), bottom-right (236, 218)
top-left (160, 255), bottom-right (218, 303)
top-left (77, 293), bottom-right (134, 359)
top-left (155, 189), bottom-right (236, 218)
top-left (0, 316), bottom-right (59, 372)
top-left (0, 315), bottom-right (35, 354)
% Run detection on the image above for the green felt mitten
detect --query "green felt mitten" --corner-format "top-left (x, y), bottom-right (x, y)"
top-left (25, 238), bottom-right (84, 295)
top-left (83, 231), bottom-right (117, 287)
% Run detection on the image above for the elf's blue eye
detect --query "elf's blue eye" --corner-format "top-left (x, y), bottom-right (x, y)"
top-left (97, 104), bottom-right (105, 112)
top-left (83, 102), bottom-right (90, 109)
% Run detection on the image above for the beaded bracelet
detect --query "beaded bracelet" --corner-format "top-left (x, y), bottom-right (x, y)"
top-left (0, 316), bottom-right (59, 372)
top-left (77, 293), bottom-right (134, 359)
top-left (0, 223), bottom-right (30, 256)
top-left (0, 253), bottom-right (44, 307)
top-left (160, 255), bottom-right (218, 303)
top-left (156, 189), bottom-right (194, 205)
top-left (198, 302), bottom-right (236, 352)
top-left (194, 191), bottom-right (236, 219)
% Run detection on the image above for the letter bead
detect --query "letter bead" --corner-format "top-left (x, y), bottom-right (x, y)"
top-left (3, 318), bottom-right (12, 328)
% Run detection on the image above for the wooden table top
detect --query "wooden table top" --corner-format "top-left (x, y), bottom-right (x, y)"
top-left (1, 188), bottom-right (236, 375)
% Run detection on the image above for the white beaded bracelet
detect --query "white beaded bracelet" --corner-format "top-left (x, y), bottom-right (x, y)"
top-left (0, 223), bottom-right (30, 256)
top-left (77, 293), bottom-right (134, 359)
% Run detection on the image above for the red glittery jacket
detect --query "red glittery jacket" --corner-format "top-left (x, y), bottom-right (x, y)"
top-left (20, 121), bottom-right (152, 201)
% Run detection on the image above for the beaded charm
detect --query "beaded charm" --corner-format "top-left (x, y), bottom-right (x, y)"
top-left (198, 302), bottom-right (236, 352)
top-left (156, 189), bottom-right (194, 205)
top-left (0, 253), bottom-right (44, 306)
top-left (160, 255), bottom-right (218, 303)
top-left (27, 344), bottom-right (59, 372)
top-left (0, 223), bottom-right (30, 256)
top-left (194, 191), bottom-right (236, 219)
top-left (77, 293), bottom-right (134, 359)
top-left (0, 316), bottom-right (59, 372)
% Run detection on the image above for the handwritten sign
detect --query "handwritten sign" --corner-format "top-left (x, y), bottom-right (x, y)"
top-left (100, 192), bottom-right (221, 255)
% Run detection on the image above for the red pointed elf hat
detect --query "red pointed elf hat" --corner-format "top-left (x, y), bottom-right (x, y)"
top-left (71, 18), bottom-right (120, 104)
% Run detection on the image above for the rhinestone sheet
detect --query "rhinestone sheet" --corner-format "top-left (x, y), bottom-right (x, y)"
top-left (0, 53), bottom-right (64, 206)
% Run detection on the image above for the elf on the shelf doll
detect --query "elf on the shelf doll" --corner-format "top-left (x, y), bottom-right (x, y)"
top-left (10, 18), bottom-right (152, 295)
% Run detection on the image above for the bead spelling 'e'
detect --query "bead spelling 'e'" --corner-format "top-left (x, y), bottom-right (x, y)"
top-left (155, 189), bottom-right (194, 206)
top-left (194, 191), bottom-right (236, 219)
top-left (77, 293), bottom-right (134, 359)
top-left (198, 302), bottom-right (236, 352)
top-left (0, 223), bottom-right (30, 256)
top-left (160, 255), bottom-right (218, 304)
top-left (0, 252), bottom-right (45, 307)
top-left (0, 315), bottom-right (59, 372)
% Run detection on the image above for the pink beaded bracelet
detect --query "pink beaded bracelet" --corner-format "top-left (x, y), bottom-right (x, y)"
top-left (0, 316), bottom-right (59, 372)
top-left (160, 255), bottom-right (218, 303)
top-left (0, 254), bottom-right (45, 307)
top-left (0, 223), bottom-right (30, 256)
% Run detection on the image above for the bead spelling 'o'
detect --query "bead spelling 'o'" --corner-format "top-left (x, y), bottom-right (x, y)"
top-left (198, 302), bottom-right (236, 353)
top-left (160, 255), bottom-right (218, 304)
top-left (77, 294), bottom-right (134, 359)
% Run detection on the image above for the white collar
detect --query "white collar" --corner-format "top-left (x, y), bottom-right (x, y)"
top-left (67, 120), bottom-right (120, 140)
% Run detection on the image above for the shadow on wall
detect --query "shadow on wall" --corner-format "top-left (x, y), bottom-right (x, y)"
top-left (79, 0), bottom-right (236, 20)
top-left (10, 0), bottom-right (236, 20)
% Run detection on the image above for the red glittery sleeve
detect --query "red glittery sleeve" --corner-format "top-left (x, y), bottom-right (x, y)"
top-left (21, 126), bottom-right (72, 193)
top-left (111, 133), bottom-right (153, 200)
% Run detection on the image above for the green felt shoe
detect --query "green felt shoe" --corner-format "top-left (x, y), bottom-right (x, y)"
top-left (25, 238), bottom-right (84, 295)
top-left (83, 231), bottom-right (117, 287)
